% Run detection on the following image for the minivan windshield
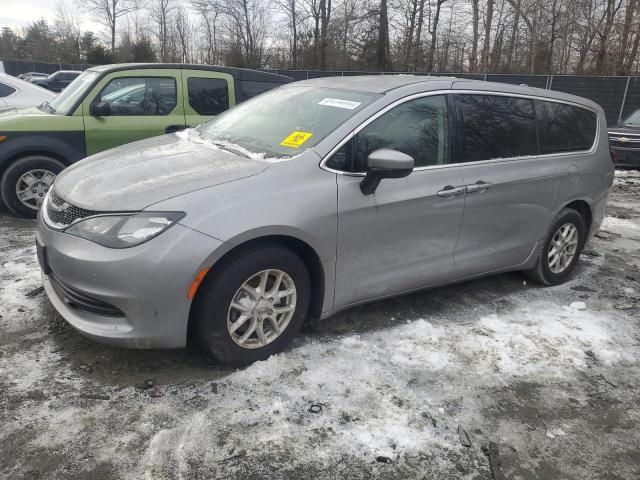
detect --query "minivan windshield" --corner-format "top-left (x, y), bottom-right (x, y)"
top-left (622, 109), bottom-right (640, 127)
top-left (197, 85), bottom-right (377, 159)
top-left (44, 71), bottom-right (99, 115)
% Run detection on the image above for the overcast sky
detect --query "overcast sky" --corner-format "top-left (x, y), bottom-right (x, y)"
top-left (1, 0), bottom-right (102, 33)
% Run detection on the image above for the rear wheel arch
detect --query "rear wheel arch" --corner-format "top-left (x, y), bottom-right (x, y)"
top-left (187, 235), bottom-right (326, 340)
top-left (563, 200), bottom-right (592, 235)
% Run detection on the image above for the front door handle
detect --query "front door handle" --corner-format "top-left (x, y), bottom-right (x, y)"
top-left (466, 181), bottom-right (492, 193)
top-left (437, 185), bottom-right (466, 197)
top-left (165, 125), bottom-right (189, 134)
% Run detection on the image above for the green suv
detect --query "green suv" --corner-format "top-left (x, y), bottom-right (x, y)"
top-left (0, 63), bottom-right (291, 217)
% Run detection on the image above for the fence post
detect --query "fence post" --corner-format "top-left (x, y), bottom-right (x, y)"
top-left (618, 76), bottom-right (631, 123)
top-left (548, 75), bottom-right (554, 90)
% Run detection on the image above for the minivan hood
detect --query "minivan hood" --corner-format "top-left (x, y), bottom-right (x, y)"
top-left (54, 132), bottom-right (269, 211)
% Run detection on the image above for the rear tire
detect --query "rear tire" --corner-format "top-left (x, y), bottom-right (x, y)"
top-left (523, 208), bottom-right (587, 285)
top-left (1, 155), bottom-right (65, 218)
top-left (192, 243), bottom-right (311, 365)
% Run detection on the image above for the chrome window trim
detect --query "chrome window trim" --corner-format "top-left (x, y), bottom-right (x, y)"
top-left (609, 131), bottom-right (640, 137)
top-left (320, 88), bottom-right (600, 176)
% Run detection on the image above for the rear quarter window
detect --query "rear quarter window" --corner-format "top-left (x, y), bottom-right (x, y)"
top-left (0, 83), bottom-right (16, 97)
top-left (536, 100), bottom-right (597, 154)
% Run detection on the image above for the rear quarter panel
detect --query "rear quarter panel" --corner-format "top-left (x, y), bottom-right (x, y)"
top-left (552, 107), bottom-right (613, 238)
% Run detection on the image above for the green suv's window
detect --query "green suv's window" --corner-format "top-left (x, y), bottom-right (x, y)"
top-left (95, 77), bottom-right (177, 116)
top-left (46, 70), bottom-right (99, 115)
top-left (188, 77), bottom-right (228, 115)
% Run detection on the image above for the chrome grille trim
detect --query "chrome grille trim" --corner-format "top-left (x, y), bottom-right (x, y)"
top-left (43, 191), bottom-right (100, 230)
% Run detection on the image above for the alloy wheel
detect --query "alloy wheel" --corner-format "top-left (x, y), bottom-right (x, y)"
top-left (227, 269), bottom-right (297, 349)
top-left (15, 169), bottom-right (56, 210)
top-left (547, 223), bottom-right (579, 274)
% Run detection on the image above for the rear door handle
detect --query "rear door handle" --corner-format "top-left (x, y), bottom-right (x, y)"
top-left (437, 185), bottom-right (466, 197)
top-left (165, 125), bottom-right (189, 134)
top-left (466, 181), bottom-right (492, 193)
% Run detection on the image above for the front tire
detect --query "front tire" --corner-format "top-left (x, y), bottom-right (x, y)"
top-left (524, 208), bottom-right (587, 285)
top-left (1, 155), bottom-right (66, 218)
top-left (193, 244), bottom-right (311, 365)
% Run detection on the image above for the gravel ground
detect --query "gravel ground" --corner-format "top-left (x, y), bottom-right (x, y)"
top-left (1, 170), bottom-right (639, 480)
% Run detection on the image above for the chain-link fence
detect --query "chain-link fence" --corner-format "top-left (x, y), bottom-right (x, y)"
top-left (4, 58), bottom-right (638, 126)
top-left (1, 59), bottom-right (89, 77)
top-left (266, 69), bottom-right (640, 125)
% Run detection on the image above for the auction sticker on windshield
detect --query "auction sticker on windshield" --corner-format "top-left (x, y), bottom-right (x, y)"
top-left (318, 98), bottom-right (362, 109)
top-left (280, 131), bottom-right (313, 148)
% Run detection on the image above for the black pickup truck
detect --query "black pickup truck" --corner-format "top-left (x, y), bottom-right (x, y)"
top-left (609, 109), bottom-right (640, 168)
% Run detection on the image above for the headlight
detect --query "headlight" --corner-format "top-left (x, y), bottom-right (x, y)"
top-left (65, 212), bottom-right (185, 248)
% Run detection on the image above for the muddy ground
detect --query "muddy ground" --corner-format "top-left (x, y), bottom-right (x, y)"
top-left (1, 171), bottom-right (639, 480)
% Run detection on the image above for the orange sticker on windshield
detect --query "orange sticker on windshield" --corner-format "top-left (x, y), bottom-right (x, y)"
top-left (280, 131), bottom-right (313, 148)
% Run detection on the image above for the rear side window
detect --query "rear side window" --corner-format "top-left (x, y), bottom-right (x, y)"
top-left (455, 94), bottom-right (537, 162)
top-left (187, 77), bottom-right (229, 115)
top-left (0, 83), bottom-right (16, 97)
top-left (536, 101), bottom-right (597, 153)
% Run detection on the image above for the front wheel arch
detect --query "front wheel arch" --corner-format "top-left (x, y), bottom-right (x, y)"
top-left (187, 235), bottom-right (325, 343)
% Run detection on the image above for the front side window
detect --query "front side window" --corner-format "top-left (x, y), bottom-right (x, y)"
top-left (326, 95), bottom-right (449, 172)
top-left (357, 95), bottom-right (449, 169)
top-left (455, 94), bottom-right (537, 162)
top-left (537, 100), bottom-right (596, 153)
top-left (95, 77), bottom-right (177, 116)
top-left (0, 83), bottom-right (16, 97)
top-left (198, 85), bottom-right (376, 159)
top-left (188, 77), bottom-right (228, 115)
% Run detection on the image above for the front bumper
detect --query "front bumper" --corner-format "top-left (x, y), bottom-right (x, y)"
top-left (36, 214), bottom-right (225, 349)
top-left (611, 147), bottom-right (640, 168)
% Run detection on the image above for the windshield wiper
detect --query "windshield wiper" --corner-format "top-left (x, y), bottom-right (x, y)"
top-left (38, 101), bottom-right (56, 114)
top-left (209, 140), bottom-right (250, 159)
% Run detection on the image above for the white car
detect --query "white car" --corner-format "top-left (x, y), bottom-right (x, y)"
top-left (0, 73), bottom-right (55, 112)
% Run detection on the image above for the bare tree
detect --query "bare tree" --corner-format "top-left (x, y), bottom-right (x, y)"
top-left (54, 0), bottom-right (82, 62)
top-left (147, 0), bottom-right (174, 62)
top-left (77, 0), bottom-right (140, 51)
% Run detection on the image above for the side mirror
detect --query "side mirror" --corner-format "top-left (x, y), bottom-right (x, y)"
top-left (90, 101), bottom-right (111, 117)
top-left (360, 149), bottom-right (414, 195)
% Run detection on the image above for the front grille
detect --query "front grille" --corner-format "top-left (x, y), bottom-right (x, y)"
top-left (45, 191), bottom-right (99, 228)
top-left (609, 133), bottom-right (640, 150)
top-left (49, 272), bottom-right (125, 317)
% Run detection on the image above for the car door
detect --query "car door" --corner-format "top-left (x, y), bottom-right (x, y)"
top-left (181, 70), bottom-right (235, 128)
top-left (82, 69), bottom-right (185, 155)
top-left (331, 94), bottom-right (466, 308)
top-left (451, 92), bottom-right (558, 278)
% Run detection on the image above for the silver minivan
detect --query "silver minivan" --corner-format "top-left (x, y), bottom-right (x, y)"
top-left (35, 76), bottom-right (614, 364)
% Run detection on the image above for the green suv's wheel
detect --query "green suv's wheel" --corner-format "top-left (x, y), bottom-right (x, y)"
top-left (1, 155), bottom-right (66, 218)
top-left (193, 244), bottom-right (311, 365)
top-left (524, 208), bottom-right (587, 285)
